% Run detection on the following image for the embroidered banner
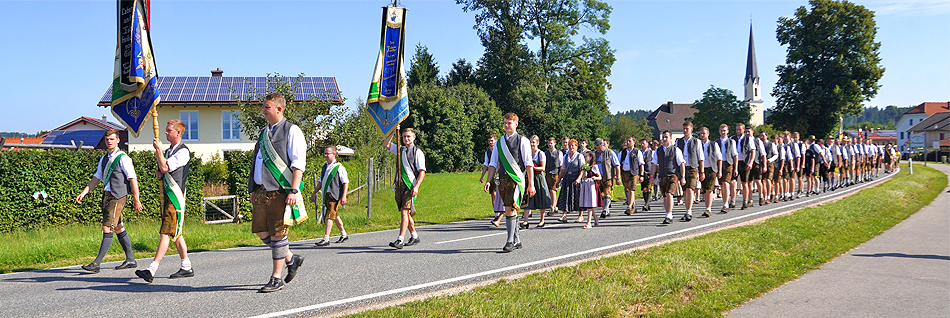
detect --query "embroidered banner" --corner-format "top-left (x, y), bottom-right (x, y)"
top-left (111, 0), bottom-right (160, 138)
top-left (366, 6), bottom-right (409, 137)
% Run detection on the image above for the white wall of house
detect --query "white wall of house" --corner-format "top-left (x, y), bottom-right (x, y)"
top-left (895, 113), bottom-right (929, 152)
top-left (126, 105), bottom-right (254, 159)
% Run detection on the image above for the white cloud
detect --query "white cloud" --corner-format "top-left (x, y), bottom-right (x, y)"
top-left (867, 0), bottom-right (950, 17)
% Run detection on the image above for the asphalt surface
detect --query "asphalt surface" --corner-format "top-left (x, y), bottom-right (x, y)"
top-left (727, 163), bottom-right (950, 318)
top-left (1, 171), bottom-right (899, 318)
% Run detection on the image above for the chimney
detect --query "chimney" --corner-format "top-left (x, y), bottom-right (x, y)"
top-left (211, 68), bottom-right (224, 77)
top-left (102, 115), bottom-right (108, 122)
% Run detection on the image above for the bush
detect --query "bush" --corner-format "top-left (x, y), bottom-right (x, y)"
top-left (0, 149), bottom-right (205, 232)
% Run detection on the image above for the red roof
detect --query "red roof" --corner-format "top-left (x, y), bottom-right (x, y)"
top-left (905, 102), bottom-right (949, 116)
top-left (4, 137), bottom-right (46, 144)
top-left (941, 138), bottom-right (950, 147)
top-left (648, 102), bottom-right (697, 136)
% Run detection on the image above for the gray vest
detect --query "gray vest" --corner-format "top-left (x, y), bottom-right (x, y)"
top-left (595, 149), bottom-right (615, 179)
top-left (248, 120), bottom-right (294, 192)
top-left (625, 149), bottom-right (643, 176)
top-left (754, 139), bottom-right (766, 164)
top-left (320, 162), bottom-right (344, 202)
top-left (563, 152), bottom-right (583, 174)
top-left (642, 149), bottom-right (654, 173)
top-left (677, 137), bottom-right (702, 168)
top-left (718, 138), bottom-right (736, 165)
top-left (166, 143), bottom-right (190, 195)
top-left (705, 140), bottom-right (721, 172)
top-left (656, 146), bottom-right (680, 178)
top-left (545, 149), bottom-right (562, 174)
top-left (99, 152), bottom-right (131, 198)
top-left (394, 145), bottom-right (422, 184)
top-left (503, 133), bottom-right (526, 172)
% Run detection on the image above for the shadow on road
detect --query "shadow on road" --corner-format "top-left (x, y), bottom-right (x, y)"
top-left (853, 252), bottom-right (950, 261)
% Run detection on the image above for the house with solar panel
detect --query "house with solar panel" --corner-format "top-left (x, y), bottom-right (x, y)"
top-left (97, 69), bottom-right (342, 158)
top-left (0, 115), bottom-right (129, 151)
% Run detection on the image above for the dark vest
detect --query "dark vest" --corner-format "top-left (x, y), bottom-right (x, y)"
top-left (626, 149), bottom-right (643, 175)
top-left (642, 148), bottom-right (654, 173)
top-left (594, 149), bottom-right (615, 179)
top-left (544, 149), bottom-right (561, 174)
top-left (248, 120), bottom-right (294, 192)
top-left (165, 143), bottom-right (190, 195)
top-left (503, 133), bottom-right (526, 172)
top-left (321, 162), bottom-right (345, 202)
top-left (677, 137), bottom-right (701, 168)
top-left (99, 151), bottom-right (131, 198)
top-left (656, 146), bottom-right (680, 178)
top-left (718, 138), bottom-right (735, 165)
top-left (394, 145), bottom-right (422, 184)
top-left (563, 152), bottom-right (583, 173)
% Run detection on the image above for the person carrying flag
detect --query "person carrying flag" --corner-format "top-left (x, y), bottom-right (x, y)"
top-left (75, 129), bottom-right (143, 273)
top-left (383, 125), bottom-right (427, 249)
top-left (483, 113), bottom-right (536, 253)
top-left (135, 120), bottom-right (194, 283)
top-left (248, 93), bottom-right (307, 293)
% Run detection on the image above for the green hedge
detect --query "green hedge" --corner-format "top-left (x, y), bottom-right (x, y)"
top-left (0, 149), bottom-right (205, 232)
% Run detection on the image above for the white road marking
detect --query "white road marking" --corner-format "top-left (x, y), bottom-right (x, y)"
top-left (250, 173), bottom-right (893, 318)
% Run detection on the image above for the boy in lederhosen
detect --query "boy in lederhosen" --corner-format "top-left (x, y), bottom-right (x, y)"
top-left (479, 135), bottom-right (502, 227)
top-left (483, 113), bottom-right (536, 253)
top-left (311, 146), bottom-right (350, 247)
top-left (639, 139), bottom-right (654, 212)
top-left (619, 136), bottom-right (644, 215)
top-left (675, 121), bottom-right (704, 221)
top-left (651, 130), bottom-right (685, 224)
top-left (717, 124), bottom-right (738, 212)
top-left (698, 127), bottom-right (721, 217)
top-left (76, 129), bottom-right (143, 273)
top-left (135, 120), bottom-right (194, 283)
top-left (383, 126), bottom-right (427, 249)
top-left (248, 93), bottom-right (307, 293)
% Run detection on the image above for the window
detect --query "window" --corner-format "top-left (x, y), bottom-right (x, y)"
top-left (181, 111), bottom-right (199, 141)
top-left (900, 132), bottom-right (904, 139)
top-left (222, 111), bottom-right (241, 141)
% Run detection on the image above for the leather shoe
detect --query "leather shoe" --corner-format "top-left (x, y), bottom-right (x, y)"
top-left (81, 263), bottom-right (100, 273)
top-left (701, 211), bottom-right (711, 218)
top-left (389, 239), bottom-right (404, 249)
top-left (404, 237), bottom-right (420, 246)
top-left (502, 242), bottom-right (516, 253)
top-left (259, 277), bottom-right (285, 293)
top-left (314, 239), bottom-right (330, 247)
top-left (662, 217), bottom-right (672, 224)
top-left (135, 269), bottom-right (153, 283)
top-left (719, 207), bottom-right (730, 214)
top-left (514, 242), bottom-right (523, 249)
top-left (284, 254), bottom-right (304, 283)
top-left (681, 214), bottom-right (693, 222)
top-left (624, 208), bottom-right (632, 216)
top-left (335, 235), bottom-right (349, 244)
top-left (114, 260), bottom-right (137, 270)
top-left (169, 268), bottom-right (194, 279)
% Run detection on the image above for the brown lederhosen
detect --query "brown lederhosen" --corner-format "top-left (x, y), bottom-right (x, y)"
top-left (159, 195), bottom-right (178, 236)
top-left (719, 162), bottom-right (734, 184)
top-left (659, 175), bottom-right (679, 196)
top-left (394, 180), bottom-right (414, 212)
top-left (545, 173), bottom-right (558, 191)
top-left (621, 170), bottom-right (638, 192)
top-left (324, 199), bottom-right (340, 220)
top-left (251, 188), bottom-right (290, 237)
top-left (498, 172), bottom-right (520, 209)
top-left (101, 192), bottom-right (127, 228)
top-left (701, 167), bottom-right (717, 194)
top-left (683, 166), bottom-right (699, 191)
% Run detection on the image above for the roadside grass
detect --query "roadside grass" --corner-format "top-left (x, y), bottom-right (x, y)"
top-left (349, 164), bottom-right (946, 317)
top-left (0, 172), bottom-right (495, 273)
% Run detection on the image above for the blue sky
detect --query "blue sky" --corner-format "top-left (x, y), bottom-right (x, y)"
top-left (0, 0), bottom-right (947, 134)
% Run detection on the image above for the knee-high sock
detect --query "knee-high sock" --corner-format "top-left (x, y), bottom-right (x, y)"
top-left (116, 230), bottom-right (135, 261)
top-left (93, 233), bottom-right (114, 265)
top-left (505, 215), bottom-right (517, 243)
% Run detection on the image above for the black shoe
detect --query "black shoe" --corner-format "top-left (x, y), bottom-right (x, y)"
top-left (114, 260), bottom-right (137, 270)
top-left (404, 237), bottom-right (420, 246)
top-left (389, 239), bottom-right (404, 249)
top-left (520, 222), bottom-right (529, 229)
top-left (514, 242), bottom-right (523, 249)
top-left (284, 254), bottom-right (304, 283)
top-left (335, 235), bottom-right (349, 244)
top-left (681, 214), bottom-right (692, 222)
top-left (536, 222), bottom-right (545, 228)
top-left (624, 208), bottom-right (632, 216)
top-left (600, 211), bottom-right (610, 219)
top-left (259, 277), bottom-right (285, 293)
top-left (662, 217), bottom-right (672, 224)
top-left (314, 239), bottom-right (330, 247)
top-left (81, 263), bottom-right (100, 273)
top-left (701, 211), bottom-right (711, 218)
top-left (720, 207), bottom-right (730, 214)
top-left (502, 242), bottom-right (516, 253)
top-left (135, 269), bottom-right (153, 283)
top-left (169, 268), bottom-right (194, 279)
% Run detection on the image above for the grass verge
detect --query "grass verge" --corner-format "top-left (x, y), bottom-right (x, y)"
top-left (348, 164), bottom-right (946, 317)
top-left (0, 172), bottom-right (497, 273)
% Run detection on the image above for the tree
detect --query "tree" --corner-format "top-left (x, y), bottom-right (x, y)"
top-left (234, 73), bottom-right (346, 156)
top-left (687, 86), bottom-right (752, 130)
top-left (606, 116), bottom-right (652, 148)
top-left (402, 83), bottom-right (475, 173)
top-left (443, 58), bottom-right (477, 87)
top-left (407, 43), bottom-right (440, 88)
top-left (769, 0), bottom-right (884, 138)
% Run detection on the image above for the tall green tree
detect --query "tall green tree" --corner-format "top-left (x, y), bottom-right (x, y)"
top-left (234, 73), bottom-right (346, 156)
top-left (769, 0), bottom-right (884, 138)
top-left (407, 43), bottom-right (440, 88)
top-left (402, 83), bottom-right (475, 173)
top-left (606, 116), bottom-right (652, 148)
top-left (687, 86), bottom-right (752, 130)
top-left (443, 58), bottom-right (477, 87)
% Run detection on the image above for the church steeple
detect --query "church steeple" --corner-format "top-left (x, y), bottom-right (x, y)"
top-left (744, 22), bottom-right (764, 126)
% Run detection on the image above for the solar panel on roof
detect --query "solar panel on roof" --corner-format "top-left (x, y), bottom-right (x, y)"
top-left (42, 130), bottom-right (106, 147)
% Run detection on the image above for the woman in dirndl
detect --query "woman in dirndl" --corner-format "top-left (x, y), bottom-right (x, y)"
top-left (556, 139), bottom-right (585, 223)
top-left (522, 135), bottom-right (551, 228)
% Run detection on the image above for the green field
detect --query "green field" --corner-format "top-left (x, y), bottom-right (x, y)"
top-left (349, 164), bottom-right (946, 317)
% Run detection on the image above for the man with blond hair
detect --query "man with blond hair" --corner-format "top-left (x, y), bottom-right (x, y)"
top-left (484, 113), bottom-right (536, 252)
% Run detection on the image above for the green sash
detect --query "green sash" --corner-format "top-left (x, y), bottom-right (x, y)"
top-left (320, 162), bottom-right (341, 223)
top-left (162, 147), bottom-right (186, 240)
top-left (398, 146), bottom-right (417, 212)
top-left (258, 128), bottom-right (308, 226)
top-left (102, 151), bottom-right (126, 189)
top-left (497, 136), bottom-right (525, 209)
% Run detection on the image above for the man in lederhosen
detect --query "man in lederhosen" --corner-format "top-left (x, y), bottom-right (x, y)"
top-left (545, 137), bottom-right (563, 216)
top-left (593, 138), bottom-right (620, 219)
top-left (717, 124), bottom-right (738, 213)
top-left (484, 113), bottom-right (536, 253)
top-left (75, 129), bottom-right (143, 273)
top-left (651, 130), bottom-right (685, 224)
top-left (698, 127), bottom-right (721, 218)
top-left (735, 124), bottom-right (757, 209)
top-left (135, 120), bottom-right (194, 283)
top-left (640, 139), bottom-right (654, 212)
top-left (248, 93), bottom-right (307, 293)
top-left (675, 121), bottom-right (704, 221)
top-left (479, 135), bottom-right (502, 227)
top-left (383, 126), bottom-right (427, 249)
top-left (619, 136), bottom-right (644, 215)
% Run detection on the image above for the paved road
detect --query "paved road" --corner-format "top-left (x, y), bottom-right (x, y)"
top-left (1, 172), bottom-right (897, 318)
top-left (727, 163), bottom-right (950, 318)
